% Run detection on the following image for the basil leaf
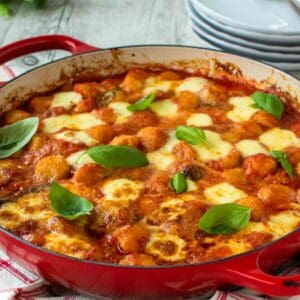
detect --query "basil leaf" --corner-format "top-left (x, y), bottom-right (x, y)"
top-left (171, 173), bottom-right (187, 194)
top-left (127, 93), bottom-right (156, 111)
top-left (50, 181), bottom-right (93, 220)
top-left (199, 203), bottom-right (251, 234)
top-left (86, 145), bottom-right (149, 168)
top-left (0, 3), bottom-right (10, 16)
top-left (250, 91), bottom-right (284, 120)
top-left (270, 150), bottom-right (294, 179)
top-left (0, 117), bottom-right (39, 159)
top-left (175, 125), bottom-right (207, 145)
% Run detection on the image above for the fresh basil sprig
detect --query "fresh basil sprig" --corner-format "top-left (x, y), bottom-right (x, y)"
top-left (176, 125), bottom-right (207, 145)
top-left (270, 150), bottom-right (294, 179)
top-left (199, 203), bottom-right (251, 234)
top-left (127, 93), bottom-right (156, 112)
top-left (86, 145), bottom-right (149, 168)
top-left (251, 91), bottom-right (284, 120)
top-left (0, 117), bottom-right (39, 159)
top-left (0, 3), bottom-right (10, 16)
top-left (171, 173), bottom-right (187, 194)
top-left (50, 181), bottom-right (93, 220)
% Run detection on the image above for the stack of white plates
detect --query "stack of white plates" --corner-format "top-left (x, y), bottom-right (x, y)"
top-left (185, 0), bottom-right (300, 72)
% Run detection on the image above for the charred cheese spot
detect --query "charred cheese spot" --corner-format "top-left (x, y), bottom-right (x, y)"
top-left (235, 139), bottom-right (268, 157)
top-left (192, 130), bottom-right (233, 162)
top-left (54, 130), bottom-right (98, 146)
top-left (101, 179), bottom-right (144, 202)
top-left (150, 100), bottom-right (178, 117)
top-left (186, 113), bottom-right (213, 127)
top-left (43, 113), bottom-right (104, 133)
top-left (51, 92), bottom-right (82, 110)
top-left (227, 97), bottom-right (259, 122)
top-left (176, 77), bottom-right (208, 93)
top-left (204, 182), bottom-right (247, 204)
top-left (108, 102), bottom-right (133, 123)
top-left (259, 128), bottom-right (300, 151)
top-left (145, 232), bottom-right (187, 262)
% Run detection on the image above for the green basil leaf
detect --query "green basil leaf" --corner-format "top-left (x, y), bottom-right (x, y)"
top-left (199, 203), bottom-right (251, 234)
top-left (127, 93), bottom-right (156, 111)
top-left (175, 125), bottom-right (207, 145)
top-left (0, 3), bottom-right (10, 16)
top-left (86, 145), bottom-right (149, 168)
top-left (250, 91), bottom-right (284, 120)
top-left (50, 181), bottom-right (93, 220)
top-left (270, 150), bottom-right (294, 179)
top-left (0, 117), bottom-right (39, 159)
top-left (171, 173), bottom-right (187, 194)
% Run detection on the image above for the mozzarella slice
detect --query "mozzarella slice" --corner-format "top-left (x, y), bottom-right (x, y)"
top-left (235, 139), bottom-right (268, 157)
top-left (150, 99), bottom-right (178, 117)
top-left (227, 97), bottom-right (259, 122)
top-left (51, 92), bottom-right (82, 110)
top-left (108, 101), bottom-right (133, 123)
top-left (192, 130), bottom-right (233, 162)
top-left (66, 150), bottom-right (95, 169)
top-left (43, 113), bottom-right (104, 134)
top-left (259, 128), bottom-right (300, 151)
top-left (146, 151), bottom-right (174, 171)
top-left (204, 182), bottom-right (247, 204)
top-left (186, 113), bottom-right (213, 127)
top-left (176, 77), bottom-right (208, 93)
top-left (54, 130), bottom-right (98, 146)
top-left (145, 232), bottom-right (187, 262)
top-left (187, 179), bottom-right (197, 192)
top-left (101, 179), bottom-right (144, 202)
top-left (159, 199), bottom-right (186, 221)
top-left (143, 77), bottom-right (173, 95)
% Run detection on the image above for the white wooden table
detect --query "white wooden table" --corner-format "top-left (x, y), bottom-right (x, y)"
top-left (0, 0), bottom-right (212, 75)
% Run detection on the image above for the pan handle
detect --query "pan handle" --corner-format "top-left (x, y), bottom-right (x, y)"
top-left (0, 34), bottom-right (98, 86)
top-left (223, 252), bottom-right (300, 297)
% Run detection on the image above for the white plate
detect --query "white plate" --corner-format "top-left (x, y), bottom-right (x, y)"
top-left (192, 0), bottom-right (300, 44)
top-left (186, 0), bottom-right (300, 54)
top-left (194, 0), bottom-right (300, 35)
top-left (191, 22), bottom-right (300, 68)
top-left (190, 21), bottom-right (300, 62)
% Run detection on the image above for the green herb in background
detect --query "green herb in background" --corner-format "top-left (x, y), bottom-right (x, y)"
top-left (0, 0), bottom-right (47, 16)
top-left (127, 93), bottom-right (156, 112)
top-left (176, 125), bottom-right (207, 145)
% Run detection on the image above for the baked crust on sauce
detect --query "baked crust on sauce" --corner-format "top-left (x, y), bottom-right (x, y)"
top-left (0, 69), bottom-right (299, 266)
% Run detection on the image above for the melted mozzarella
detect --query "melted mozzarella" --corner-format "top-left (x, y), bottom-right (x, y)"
top-left (204, 182), bottom-right (247, 204)
top-left (235, 139), bottom-right (268, 157)
top-left (51, 92), bottom-right (82, 110)
top-left (101, 179), bottom-right (144, 202)
top-left (159, 199), bottom-right (186, 221)
top-left (66, 150), bottom-right (95, 169)
top-left (192, 130), bottom-right (233, 162)
top-left (176, 77), bottom-right (208, 93)
top-left (259, 128), bottom-right (300, 151)
top-left (186, 113), bottom-right (213, 127)
top-left (143, 77), bottom-right (173, 95)
top-left (108, 101), bottom-right (133, 123)
top-left (150, 99), bottom-right (178, 117)
top-left (187, 179), bottom-right (197, 192)
top-left (43, 113), bottom-right (104, 134)
top-left (227, 97), bottom-right (259, 122)
top-left (145, 232), bottom-right (187, 262)
top-left (54, 130), bottom-right (98, 146)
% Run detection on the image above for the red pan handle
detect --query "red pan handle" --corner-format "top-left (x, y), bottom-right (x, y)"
top-left (0, 34), bottom-right (98, 86)
top-left (223, 252), bottom-right (300, 297)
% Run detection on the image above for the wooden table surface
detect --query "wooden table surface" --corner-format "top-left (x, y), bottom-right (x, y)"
top-left (0, 0), bottom-right (212, 74)
top-left (0, 0), bottom-right (298, 76)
